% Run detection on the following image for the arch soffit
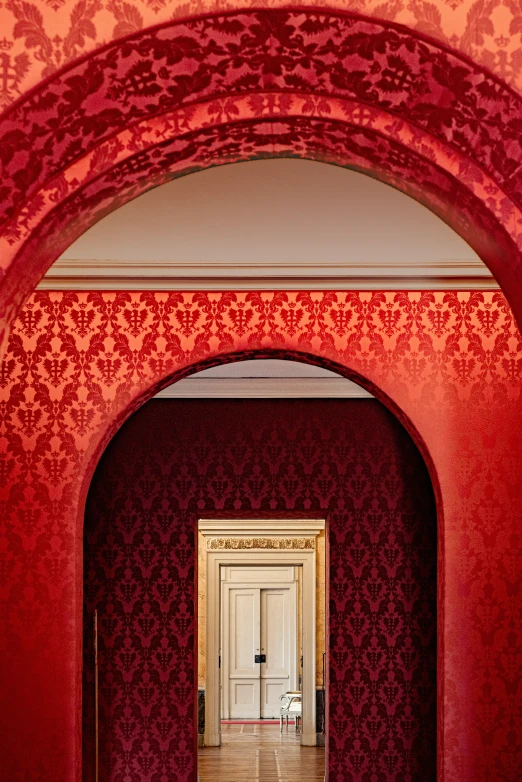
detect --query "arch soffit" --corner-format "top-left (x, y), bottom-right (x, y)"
top-left (1, 11), bottom-right (522, 332)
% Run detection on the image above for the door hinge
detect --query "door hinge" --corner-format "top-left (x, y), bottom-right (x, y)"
top-left (218, 656), bottom-right (221, 668)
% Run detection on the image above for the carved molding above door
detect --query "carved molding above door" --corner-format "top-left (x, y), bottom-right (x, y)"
top-left (207, 537), bottom-right (316, 550)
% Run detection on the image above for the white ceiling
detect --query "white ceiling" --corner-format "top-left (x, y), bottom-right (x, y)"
top-left (60, 159), bottom-right (478, 263)
top-left (156, 359), bottom-right (372, 398)
top-left (189, 360), bottom-right (335, 378)
top-left (41, 159), bottom-right (494, 289)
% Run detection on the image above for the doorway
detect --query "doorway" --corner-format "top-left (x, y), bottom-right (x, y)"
top-left (83, 392), bottom-right (436, 781)
top-left (198, 518), bottom-right (325, 751)
top-left (222, 567), bottom-right (298, 720)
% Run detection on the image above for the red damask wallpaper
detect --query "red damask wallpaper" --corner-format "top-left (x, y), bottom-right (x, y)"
top-left (0, 290), bottom-right (521, 782)
top-left (0, 4), bottom-right (521, 780)
top-left (1, 0), bottom-right (521, 110)
top-left (2, 11), bottom-right (522, 339)
top-left (83, 399), bottom-right (437, 782)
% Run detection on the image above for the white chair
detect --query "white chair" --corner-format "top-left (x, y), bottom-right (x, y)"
top-left (279, 693), bottom-right (302, 732)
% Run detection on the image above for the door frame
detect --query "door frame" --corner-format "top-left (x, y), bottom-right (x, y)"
top-left (199, 518), bottom-right (325, 747)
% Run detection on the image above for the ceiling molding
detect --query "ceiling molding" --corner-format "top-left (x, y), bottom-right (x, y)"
top-left (39, 258), bottom-right (498, 290)
top-left (198, 519), bottom-right (325, 537)
top-left (154, 377), bottom-right (373, 399)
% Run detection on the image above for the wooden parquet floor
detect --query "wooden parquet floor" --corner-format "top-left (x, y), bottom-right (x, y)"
top-left (198, 723), bottom-right (325, 781)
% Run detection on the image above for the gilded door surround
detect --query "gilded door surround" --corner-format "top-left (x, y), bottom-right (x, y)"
top-left (199, 519), bottom-right (325, 748)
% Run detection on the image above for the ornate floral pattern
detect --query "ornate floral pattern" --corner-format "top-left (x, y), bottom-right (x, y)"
top-left (0, 6), bottom-right (520, 781)
top-left (83, 399), bottom-right (437, 781)
top-left (2, 11), bottom-right (522, 346)
top-left (1, 0), bottom-right (522, 112)
top-left (1, 290), bottom-right (521, 781)
top-left (4, 9), bottom-right (522, 226)
top-left (206, 537), bottom-right (316, 550)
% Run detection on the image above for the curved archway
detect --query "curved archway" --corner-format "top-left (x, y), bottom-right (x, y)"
top-left (2, 0), bottom-right (520, 104)
top-left (1, 8), bottom-right (522, 782)
top-left (81, 352), bottom-right (439, 781)
top-left (1, 10), bottom-right (522, 345)
top-left (78, 348), bottom-right (444, 516)
top-left (2, 289), bottom-right (520, 781)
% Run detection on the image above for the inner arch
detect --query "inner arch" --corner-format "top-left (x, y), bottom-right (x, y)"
top-left (82, 352), bottom-right (439, 781)
top-left (2, 8), bottom-right (522, 343)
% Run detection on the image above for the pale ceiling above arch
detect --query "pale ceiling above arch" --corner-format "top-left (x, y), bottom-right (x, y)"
top-left (41, 159), bottom-right (494, 291)
top-left (156, 359), bottom-right (372, 399)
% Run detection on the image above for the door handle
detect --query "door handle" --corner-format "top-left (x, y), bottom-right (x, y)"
top-left (255, 654), bottom-right (266, 663)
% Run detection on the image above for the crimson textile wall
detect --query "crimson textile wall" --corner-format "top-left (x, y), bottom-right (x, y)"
top-left (4, 10), bottom-right (522, 337)
top-left (83, 399), bottom-right (436, 781)
top-left (2, 291), bottom-right (522, 781)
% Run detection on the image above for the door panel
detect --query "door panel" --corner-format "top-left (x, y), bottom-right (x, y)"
top-left (225, 566), bottom-right (295, 584)
top-left (261, 588), bottom-right (291, 717)
top-left (232, 682), bottom-right (256, 708)
top-left (228, 588), bottom-right (260, 718)
top-left (262, 590), bottom-right (287, 674)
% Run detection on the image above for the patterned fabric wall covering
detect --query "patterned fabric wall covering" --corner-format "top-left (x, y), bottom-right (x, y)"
top-left (1, 0), bottom-right (522, 109)
top-left (2, 290), bottom-right (521, 781)
top-left (3, 11), bottom-right (522, 342)
top-left (83, 399), bottom-right (437, 782)
top-left (0, 0), bottom-right (522, 110)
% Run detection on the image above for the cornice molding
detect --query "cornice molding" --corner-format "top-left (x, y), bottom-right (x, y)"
top-left (39, 258), bottom-right (498, 290)
top-left (155, 377), bottom-right (373, 399)
top-left (199, 519), bottom-right (325, 538)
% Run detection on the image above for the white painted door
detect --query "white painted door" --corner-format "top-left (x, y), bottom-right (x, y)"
top-left (260, 588), bottom-right (292, 717)
top-left (223, 572), bottom-right (296, 719)
top-left (228, 588), bottom-right (261, 719)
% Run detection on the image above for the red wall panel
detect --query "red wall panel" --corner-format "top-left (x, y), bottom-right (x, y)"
top-left (3, 11), bottom-right (522, 340)
top-left (0, 291), bottom-right (521, 781)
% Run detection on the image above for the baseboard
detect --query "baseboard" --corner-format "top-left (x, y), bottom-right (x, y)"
top-left (204, 731), bottom-right (221, 746)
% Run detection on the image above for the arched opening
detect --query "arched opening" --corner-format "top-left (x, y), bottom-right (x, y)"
top-left (3, 287), bottom-right (520, 782)
top-left (1, 7), bottom-right (522, 782)
top-left (2, 9), bottom-right (522, 346)
top-left (81, 354), bottom-right (438, 781)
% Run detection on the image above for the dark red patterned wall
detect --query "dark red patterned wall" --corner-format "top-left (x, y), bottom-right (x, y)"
top-left (83, 399), bottom-right (436, 782)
